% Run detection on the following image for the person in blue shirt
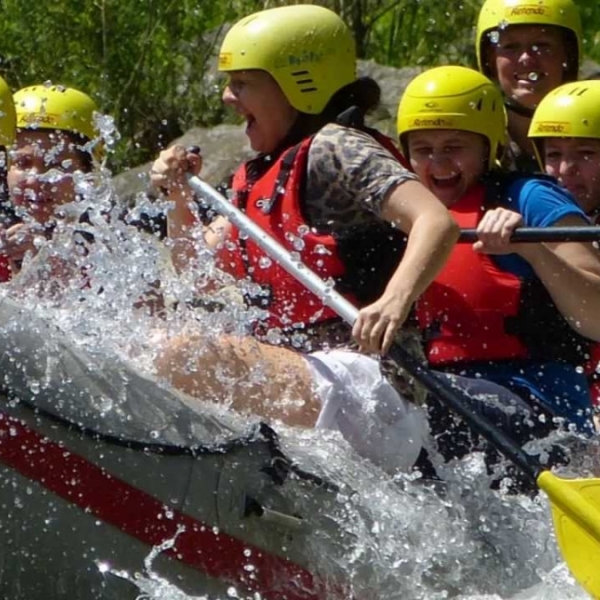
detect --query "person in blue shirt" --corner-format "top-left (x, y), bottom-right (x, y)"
top-left (528, 79), bottom-right (600, 431)
top-left (396, 66), bottom-right (600, 480)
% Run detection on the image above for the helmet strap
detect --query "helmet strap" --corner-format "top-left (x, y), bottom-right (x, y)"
top-left (504, 97), bottom-right (535, 119)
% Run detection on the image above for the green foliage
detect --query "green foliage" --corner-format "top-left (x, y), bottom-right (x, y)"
top-left (0, 0), bottom-right (599, 171)
top-left (0, 0), bottom-right (235, 169)
top-left (365, 0), bottom-right (480, 68)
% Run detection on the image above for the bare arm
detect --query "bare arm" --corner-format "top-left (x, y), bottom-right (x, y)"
top-left (475, 209), bottom-right (600, 341)
top-left (353, 179), bottom-right (459, 354)
top-left (150, 145), bottom-right (232, 273)
top-left (518, 215), bottom-right (600, 341)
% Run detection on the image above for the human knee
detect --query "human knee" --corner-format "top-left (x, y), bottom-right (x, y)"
top-left (155, 334), bottom-right (204, 380)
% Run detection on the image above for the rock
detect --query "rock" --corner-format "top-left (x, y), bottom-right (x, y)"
top-left (580, 59), bottom-right (600, 79)
top-left (358, 60), bottom-right (424, 137)
top-left (111, 124), bottom-right (252, 205)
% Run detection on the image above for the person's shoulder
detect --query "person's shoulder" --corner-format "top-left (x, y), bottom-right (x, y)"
top-left (504, 171), bottom-right (585, 225)
top-left (311, 123), bottom-right (379, 147)
top-left (309, 124), bottom-right (401, 169)
top-left (506, 172), bottom-right (567, 199)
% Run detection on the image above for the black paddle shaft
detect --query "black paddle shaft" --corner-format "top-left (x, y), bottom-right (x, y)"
top-left (387, 344), bottom-right (543, 483)
top-left (188, 176), bottom-right (547, 486)
top-left (459, 226), bottom-right (600, 243)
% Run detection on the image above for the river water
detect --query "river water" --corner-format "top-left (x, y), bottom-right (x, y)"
top-left (1, 152), bottom-right (597, 599)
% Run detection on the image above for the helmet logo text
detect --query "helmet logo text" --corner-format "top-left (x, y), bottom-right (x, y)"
top-left (219, 53), bottom-right (233, 68)
top-left (532, 121), bottom-right (571, 134)
top-left (17, 113), bottom-right (60, 127)
top-left (411, 117), bottom-right (455, 128)
top-left (505, 6), bottom-right (552, 18)
top-left (274, 51), bottom-right (324, 69)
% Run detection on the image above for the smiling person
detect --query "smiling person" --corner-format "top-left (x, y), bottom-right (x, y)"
top-left (529, 80), bottom-right (600, 220)
top-left (528, 79), bottom-right (600, 430)
top-left (150, 5), bottom-right (459, 474)
top-left (2, 84), bottom-right (100, 280)
top-left (397, 66), bottom-right (600, 474)
top-left (476, 0), bottom-right (582, 172)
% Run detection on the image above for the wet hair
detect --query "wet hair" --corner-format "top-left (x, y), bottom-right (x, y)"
top-left (275, 77), bottom-right (382, 151)
top-left (321, 76), bottom-right (381, 124)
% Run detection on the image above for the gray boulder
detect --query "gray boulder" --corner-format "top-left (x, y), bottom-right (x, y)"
top-left (111, 124), bottom-right (252, 204)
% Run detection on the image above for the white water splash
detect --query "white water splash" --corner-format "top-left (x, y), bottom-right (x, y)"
top-left (0, 148), bottom-right (597, 600)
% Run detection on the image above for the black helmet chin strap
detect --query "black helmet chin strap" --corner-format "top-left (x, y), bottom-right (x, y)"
top-left (504, 97), bottom-right (535, 119)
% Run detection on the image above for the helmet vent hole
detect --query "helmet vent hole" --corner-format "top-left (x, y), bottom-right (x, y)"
top-left (476, 98), bottom-right (483, 111)
top-left (291, 71), bottom-right (317, 93)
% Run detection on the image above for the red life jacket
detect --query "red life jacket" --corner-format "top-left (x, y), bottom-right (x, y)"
top-left (585, 343), bottom-right (600, 409)
top-left (417, 178), bottom-right (590, 367)
top-left (416, 183), bottom-right (529, 365)
top-left (214, 130), bottom-right (409, 336)
top-left (0, 254), bottom-right (11, 282)
top-left (215, 137), bottom-right (350, 332)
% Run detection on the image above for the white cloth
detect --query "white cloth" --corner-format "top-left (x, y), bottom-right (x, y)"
top-left (304, 349), bottom-right (427, 475)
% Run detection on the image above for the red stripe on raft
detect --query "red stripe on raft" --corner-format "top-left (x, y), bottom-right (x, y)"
top-left (0, 413), bottom-right (332, 599)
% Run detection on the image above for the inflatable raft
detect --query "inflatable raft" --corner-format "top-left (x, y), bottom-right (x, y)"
top-left (0, 295), bottom-right (361, 600)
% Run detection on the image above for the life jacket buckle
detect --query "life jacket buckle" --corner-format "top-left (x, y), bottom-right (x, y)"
top-left (256, 197), bottom-right (276, 215)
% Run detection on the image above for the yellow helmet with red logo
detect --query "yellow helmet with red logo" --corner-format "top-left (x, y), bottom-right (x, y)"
top-left (218, 5), bottom-right (356, 114)
top-left (529, 80), bottom-right (600, 169)
top-left (476, 0), bottom-right (582, 82)
top-left (14, 84), bottom-right (99, 142)
top-left (397, 66), bottom-right (507, 169)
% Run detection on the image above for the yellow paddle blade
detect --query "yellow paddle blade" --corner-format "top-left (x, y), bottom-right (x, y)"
top-left (537, 470), bottom-right (600, 599)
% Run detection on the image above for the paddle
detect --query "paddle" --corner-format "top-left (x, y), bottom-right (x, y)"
top-left (186, 175), bottom-right (600, 599)
top-left (459, 226), bottom-right (600, 243)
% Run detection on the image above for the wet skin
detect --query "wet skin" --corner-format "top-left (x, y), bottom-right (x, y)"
top-left (3, 130), bottom-right (90, 266)
top-left (221, 70), bottom-right (298, 154)
top-left (542, 137), bottom-right (600, 216)
top-left (487, 25), bottom-right (568, 110)
top-left (406, 129), bottom-right (488, 208)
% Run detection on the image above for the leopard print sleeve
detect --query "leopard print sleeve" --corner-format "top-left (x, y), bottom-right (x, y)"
top-left (303, 123), bottom-right (417, 232)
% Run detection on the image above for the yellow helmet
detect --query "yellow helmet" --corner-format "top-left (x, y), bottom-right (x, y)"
top-left (397, 66), bottom-right (507, 169)
top-left (14, 84), bottom-right (98, 142)
top-left (218, 4), bottom-right (356, 114)
top-left (476, 0), bottom-right (582, 82)
top-left (0, 76), bottom-right (16, 149)
top-left (528, 80), bottom-right (600, 168)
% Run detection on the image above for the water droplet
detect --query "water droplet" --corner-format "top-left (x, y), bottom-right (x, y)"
top-left (97, 561), bottom-right (111, 574)
top-left (314, 244), bottom-right (332, 256)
